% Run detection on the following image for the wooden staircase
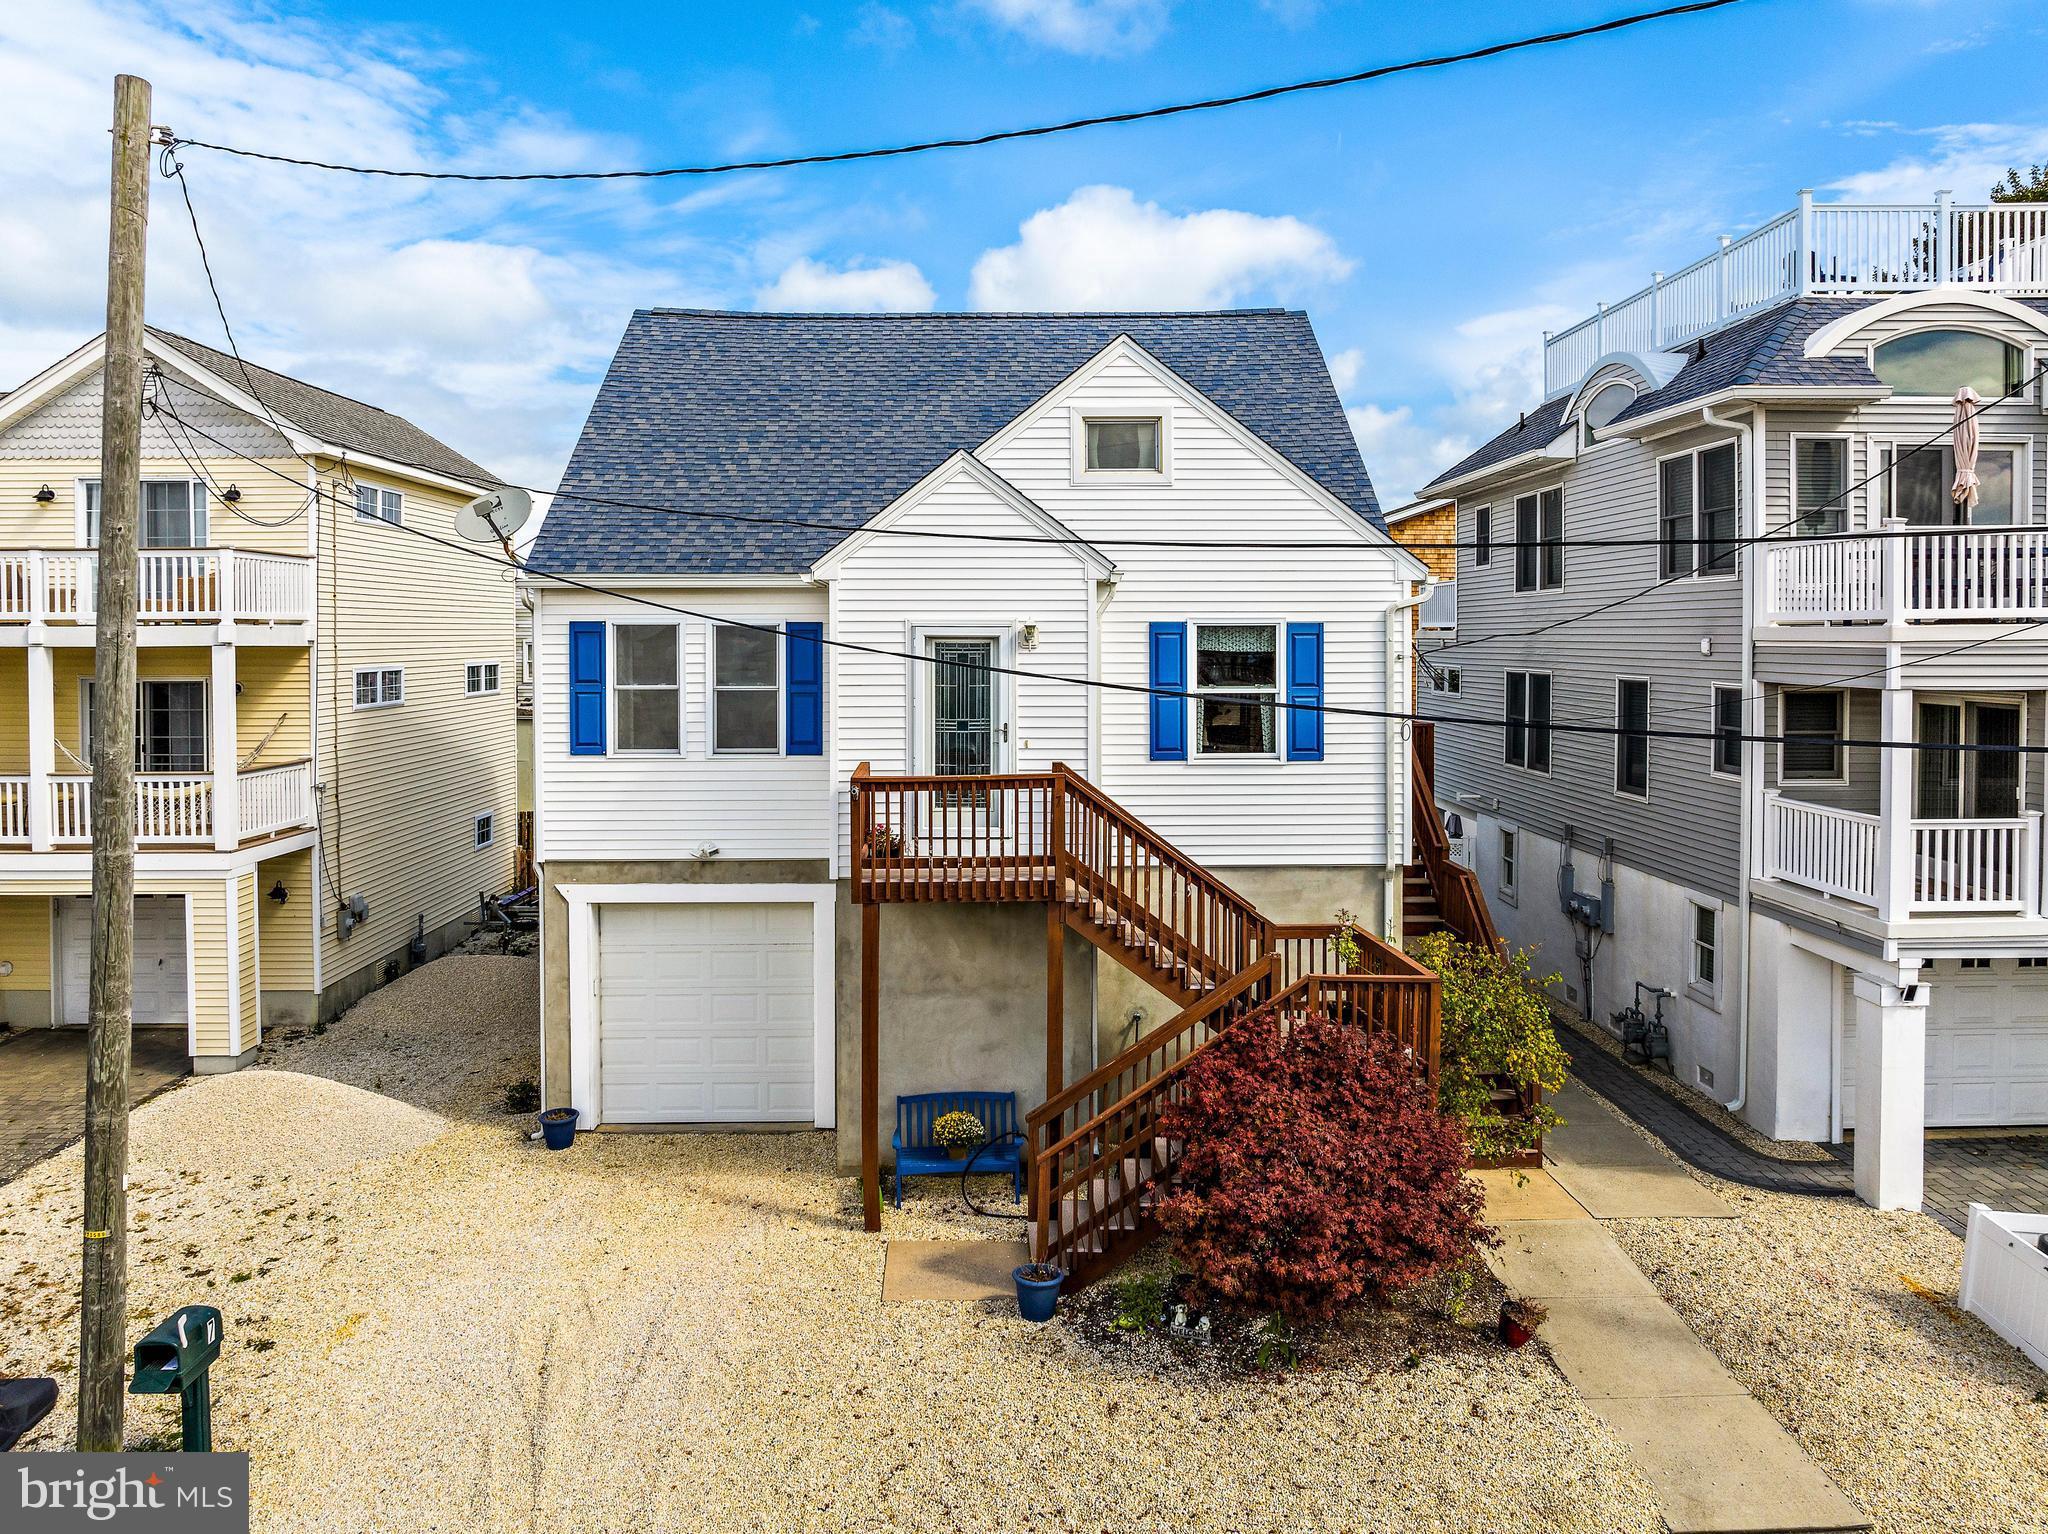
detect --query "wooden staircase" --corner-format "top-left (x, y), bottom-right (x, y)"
top-left (851, 753), bottom-right (1484, 1286)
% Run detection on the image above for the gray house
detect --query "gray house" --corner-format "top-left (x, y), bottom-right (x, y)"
top-left (1419, 192), bottom-right (2048, 1212)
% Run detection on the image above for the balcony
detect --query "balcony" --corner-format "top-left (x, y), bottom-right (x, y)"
top-left (0, 548), bottom-right (313, 629)
top-left (1763, 526), bottom-right (2048, 628)
top-left (0, 760), bottom-right (313, 850)
top-left (1761, 792), bottom-right (2042, 918)
top-left (1544, 195), bottom-right (2048, 395)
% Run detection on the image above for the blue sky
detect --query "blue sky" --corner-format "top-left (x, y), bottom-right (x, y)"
top-left (5, 0), bottom-right (2046, 507)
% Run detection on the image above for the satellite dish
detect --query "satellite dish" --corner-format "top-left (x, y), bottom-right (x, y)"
top-left (455, 486), bottom-right (533, 544)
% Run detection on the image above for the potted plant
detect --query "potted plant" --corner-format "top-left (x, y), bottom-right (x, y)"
top-left (537, 1107), bottom-right (578, 1151)
top-left (931, 1110), bottom-right (986, 1160)
top-left (1498, 1297), bottom-right (1547, 1349)
top-left (866, 825), bottom-right (904, 859)
top-left (1013, 1261), bottom-right (1065, 1323)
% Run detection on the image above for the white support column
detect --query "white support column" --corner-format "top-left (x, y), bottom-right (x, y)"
top-left (26, 642), bottom-right (54, 851)
top-left (211, 642), bottom-right (238, 851)
top-left (1874, 685), bottom-right (1915, 923)
top-left (1851, 970), bottom-right (1929, 1210)
top-left (1796, 189), bottom-right (1815, 294)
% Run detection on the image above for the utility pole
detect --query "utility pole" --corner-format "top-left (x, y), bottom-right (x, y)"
top-left (78, 71), bottom-right (150, 1454)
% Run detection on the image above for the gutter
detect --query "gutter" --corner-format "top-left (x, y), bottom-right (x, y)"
top-left (1701, 399), bottom-right (1761, 1118)
top-left (1385, 578), bottom-right (1435, 942)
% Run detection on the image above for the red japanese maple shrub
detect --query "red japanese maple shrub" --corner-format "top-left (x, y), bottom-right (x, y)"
top-left (1155, 1008), bottom-right (1491, 1322)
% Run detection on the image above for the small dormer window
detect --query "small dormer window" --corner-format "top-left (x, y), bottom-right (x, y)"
top-left (1085, 418), bottom-right (1162, 472)
top-left (1872, 329), bottom-right (2023, 398)
top-left (1581, 381), bottom-right (1635, 441)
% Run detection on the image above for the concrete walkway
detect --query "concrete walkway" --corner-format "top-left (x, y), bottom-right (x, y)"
top-left (1482, 1092), bottom-right (1868, 1533)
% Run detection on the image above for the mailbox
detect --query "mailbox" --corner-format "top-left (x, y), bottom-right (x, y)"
top-left (130, 1305), bottom-right (222, 1451)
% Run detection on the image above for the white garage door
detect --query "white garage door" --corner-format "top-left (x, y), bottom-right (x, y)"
top-left (59, 894), bottom-right (188, 1029)
top-left (596, 902), bottom-right (816, 1124)
top-left (1843, 961), bottom-right (2048, 1128)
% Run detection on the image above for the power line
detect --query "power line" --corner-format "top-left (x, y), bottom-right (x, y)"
top-left (150, 393), bottom-right (2048, 759)
top-left (1425, 361), bottom-right (2048, 658)
top-left (161, 2), bottom-right (1742, 183)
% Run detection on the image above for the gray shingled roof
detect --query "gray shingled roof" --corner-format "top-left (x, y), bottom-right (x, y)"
top-left (1427, 295), bottom-right (2048, 491)
top-left (148, 328), bottom-right (499, 487)
top-left (529, 309), bottom-right (1380, 576)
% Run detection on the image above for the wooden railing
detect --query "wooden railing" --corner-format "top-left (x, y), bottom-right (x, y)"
top-left (1410, 722), bottom-right (1503, 955)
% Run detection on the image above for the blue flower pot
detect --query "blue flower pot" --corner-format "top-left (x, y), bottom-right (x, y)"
top-left (1013, 1264), bottom-right (1064, 1323)
top-left (538, 1108), bottom-right (578, 1151)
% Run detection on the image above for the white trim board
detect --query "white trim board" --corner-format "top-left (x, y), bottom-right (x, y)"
top-left (554, 881), bottom-right (838, 1131)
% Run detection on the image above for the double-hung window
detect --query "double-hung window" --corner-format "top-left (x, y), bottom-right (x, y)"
top-left (1615, 678), bottom-right (1650, 797)
top-left (712, 624), bottom-right (780, 754)
top-left (354, 484), bottom-right (403, 524)
top-left (1794, 437), bottom-right (1849, 535)
top-left (84, 479), bottom-right (207, 548)
top-left (353, 667), bottom-right (404, 710)
top-left (1711, 686), bottom-right (1743, 777)
top-left (1499, 827), bottom-right (1519, 900)
top-left (1193, 624), bottom-right (1279, 756)
top-left (1659, 443), bottom-right (1739, 576)
top-left (1780, 690), bottom-right (1845, 781)
top-left (1474, 506), bottom-right (1492, 568)
top-left (1691, 903), bottom-right (1718, 990)
top-left (613, 624), bottom-right (681, 752)
top-left (1504, 671), bottom-right (1552, 772)
top-left (1513, 490), bottom-right (1563, 591)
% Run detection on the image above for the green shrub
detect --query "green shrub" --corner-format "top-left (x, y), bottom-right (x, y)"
top-left (1413, 932), bottom-right (1568, 1162)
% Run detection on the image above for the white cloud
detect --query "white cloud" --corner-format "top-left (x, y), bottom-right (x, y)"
top-left (961, 0), bottom-right (1174, 56)
top-left (850, 3), bottom-right (915, 51)
top-left (0, 0), bottom-right (735, 491)
top-left (1344, 404), bottom-right (1472, 514)
top-left (1826, 121), bottom-right (2048, 204)
top-left (754, 257), bottom-right (937, 313)
top-left (1325, 346), bottom-right (1363, 394)
top-left (969, 186), bottom-right (1351, 310)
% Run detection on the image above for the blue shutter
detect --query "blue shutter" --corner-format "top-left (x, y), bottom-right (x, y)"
top-left (785, 621), bottom-right (824, 756)
top-left (1148, 622), bottom-right (1187, 762)
top-left (1285, 622), bottom-right (1324, 762)
top-left (568, 621), bottom-right (606, 756)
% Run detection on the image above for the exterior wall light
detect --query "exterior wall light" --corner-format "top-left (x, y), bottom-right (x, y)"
top-left (222, 484), bottom-right (242, 502)
top-left (268, 881), bottom-right (289, 905)
top-left (34, 484), bottom-right (55, 502)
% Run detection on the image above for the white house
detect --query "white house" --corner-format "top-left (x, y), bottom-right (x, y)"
top-left (524, 308), bottom-right (1438, 1241)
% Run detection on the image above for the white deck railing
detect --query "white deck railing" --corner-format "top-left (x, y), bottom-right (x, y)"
top-left (5, 761), bottom-right (313, 848)
top-left (1762, 792), bottom-right (2042, 916)
top-left (1763, 527), bottom-right (2048, 625)
top-left (1545, 195), bottom-right (2048, 395)
top-left (0, 548), bottom-right (313, 625)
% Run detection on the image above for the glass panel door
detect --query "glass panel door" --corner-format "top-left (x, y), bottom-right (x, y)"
top-left (139, 681), bottom-right (207, 772)
top-left (1968, 703), bottom-right (2021, 818)
top-left (930, 640), bottom-right (996, 778)
top-left (1916, 702), bottom-right (1961, 818)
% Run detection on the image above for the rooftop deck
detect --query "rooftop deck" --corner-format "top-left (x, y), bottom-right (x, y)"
top-left (1544, 194), bottom-right (2048, 396)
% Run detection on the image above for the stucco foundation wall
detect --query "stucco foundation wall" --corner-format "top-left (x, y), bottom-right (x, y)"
top-left (1091, 865), bottom-right (1390, 1061)
top-left (1746, 911), bottom-right (1844, 1142)
top-left (1456, 809), bottom-right (1743, 1109)
top-left (832, 891), bottom-right (1095, 1169)
top-left (539, 858), bottom-right (832, 1099)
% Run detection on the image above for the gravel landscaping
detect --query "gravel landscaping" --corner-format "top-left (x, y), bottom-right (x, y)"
top-left (1575, 1083), bottom-right (2048, 1534)
top-left (1, 955), bottom-right (2037, 1532)
top-left (0, 954), bottom-right (1658, 1532)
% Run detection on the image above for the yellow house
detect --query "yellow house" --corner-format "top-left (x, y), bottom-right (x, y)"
top-left (0, 329), bottom-right (518, 1069)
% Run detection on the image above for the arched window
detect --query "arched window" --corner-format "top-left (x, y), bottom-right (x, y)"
top-left (1580, 381), bottom-right (1636, 442)
top-left (1872, 329), bottom-right (2024, 398)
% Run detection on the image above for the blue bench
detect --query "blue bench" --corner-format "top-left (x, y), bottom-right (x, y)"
top-left (892, 1090), bottom-right (1026, 1207)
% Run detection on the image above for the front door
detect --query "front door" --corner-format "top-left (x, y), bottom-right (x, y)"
top-left (925, 637), bottom-right (1004, 844)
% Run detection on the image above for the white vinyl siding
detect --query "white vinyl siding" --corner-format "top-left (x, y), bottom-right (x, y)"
top-left (977, 346), bottom-right (1401, 867)
top-left (539, 587), bottom-right (834, 861)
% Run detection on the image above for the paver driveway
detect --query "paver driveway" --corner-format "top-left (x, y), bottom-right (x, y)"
top-left (0, 1026), bottom-right (188, 1181)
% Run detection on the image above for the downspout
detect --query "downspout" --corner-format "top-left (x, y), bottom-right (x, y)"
top-left (1385, 578), bottom-right (1437, 943)
top-left (1701, 401), bottom-right (1761, 1116)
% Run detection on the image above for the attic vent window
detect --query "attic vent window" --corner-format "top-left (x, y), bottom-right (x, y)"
top-left (1872, 329), bottom-right (2023, 398)
top-left (1085, 418), bottom-right (1162, 472)
top-left (1582, 381), bottom-right (1635, 437)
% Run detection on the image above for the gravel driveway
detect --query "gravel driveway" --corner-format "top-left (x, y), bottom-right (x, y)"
top-left (0, 955), bottom-right (2036, 1532)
